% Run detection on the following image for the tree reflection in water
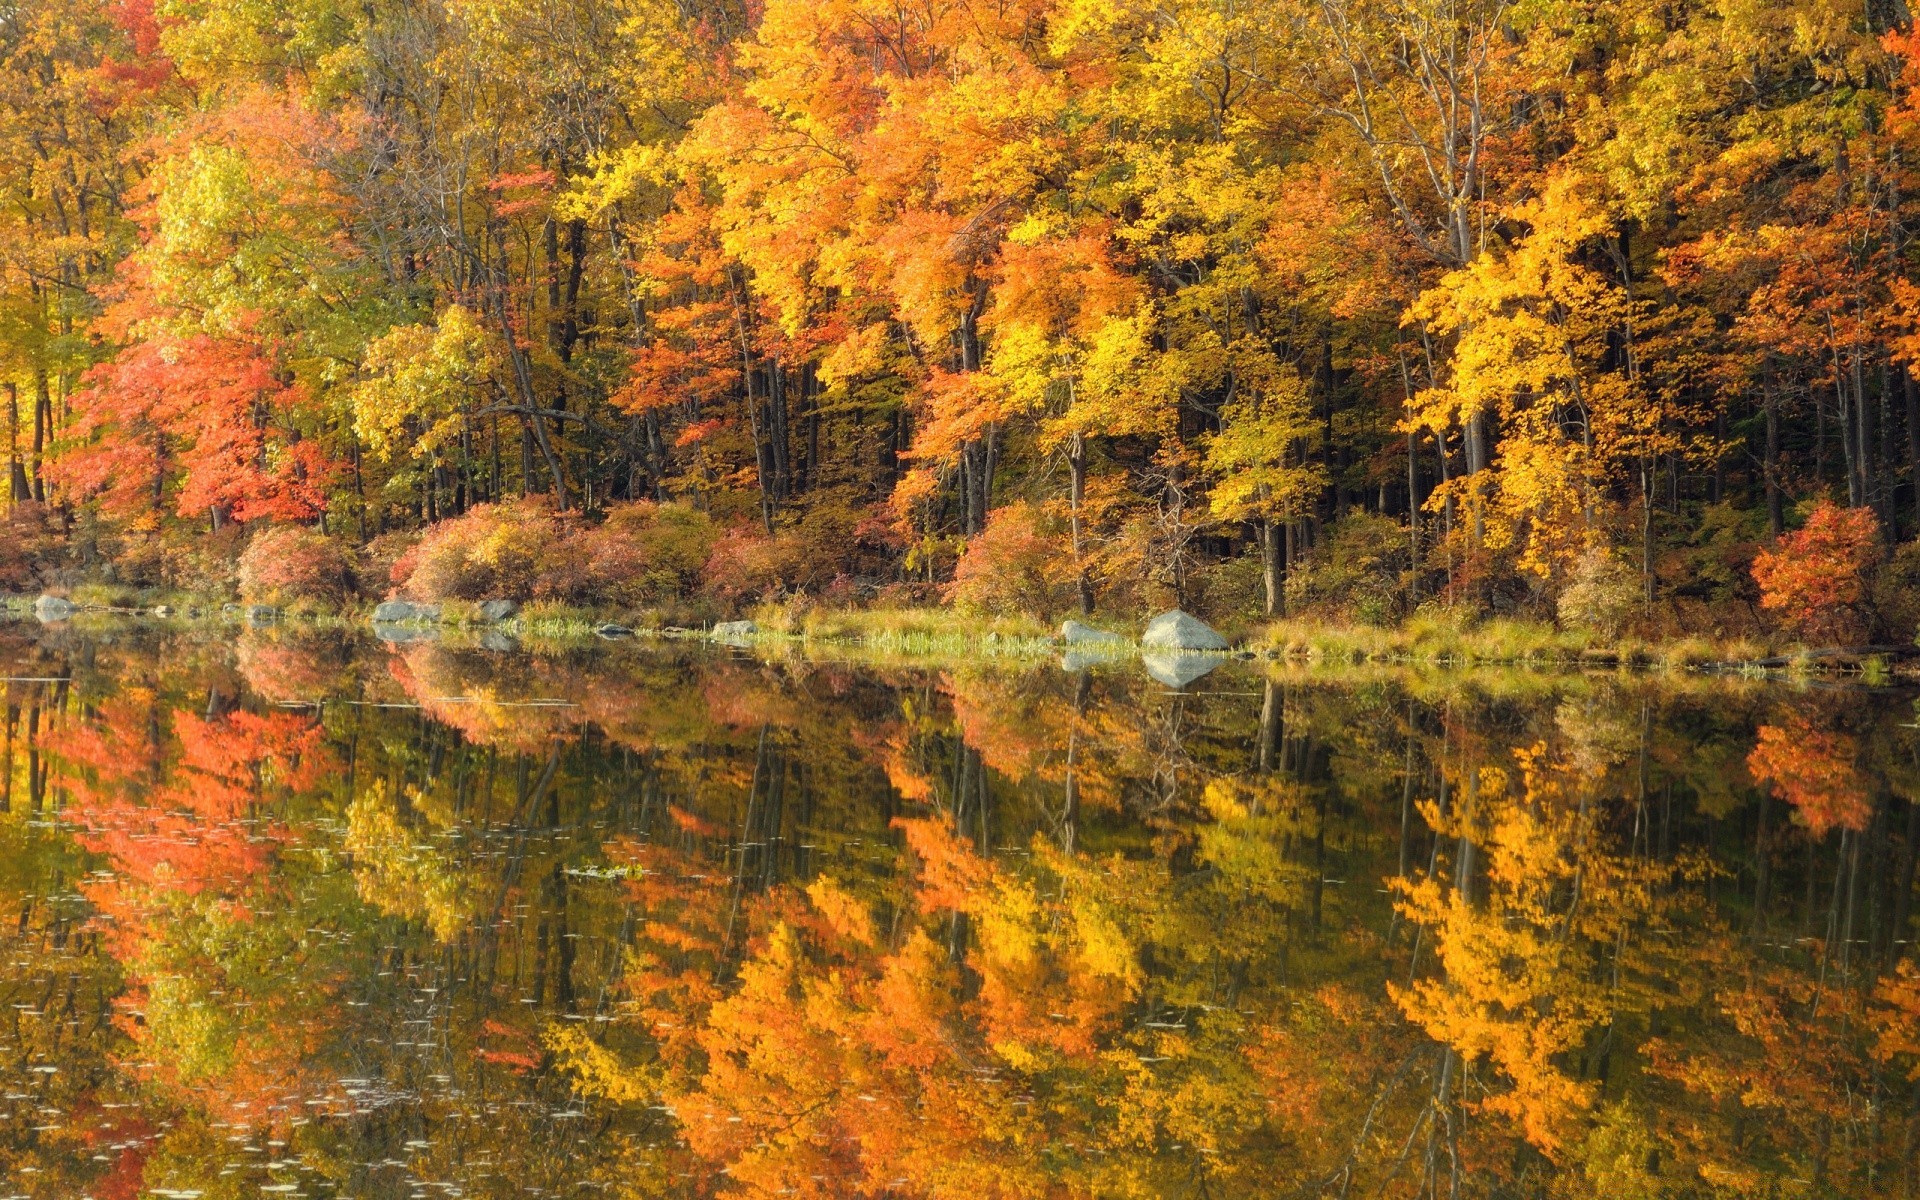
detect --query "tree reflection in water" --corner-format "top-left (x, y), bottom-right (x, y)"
top-left (0, 622), bottom-right (1916, 1198)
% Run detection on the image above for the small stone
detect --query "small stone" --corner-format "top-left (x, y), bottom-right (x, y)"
top-left (33, 595), bottom-right (75, 622)
top-left (245, 604), bottom-right (280, 625)
top-left (1141, 609), bottom-right (1228, 652)
top-left (711, 619), bottom-right (758, 642)
top-left (477, 599), bottom-right (518, 622)
top-left (1060, 619), bottom-right (1126, 645)
top-left (152, 604), bottom-right (175, 617)
top-left (480, 630), bottom-right (519, 653)
top-left (594, 623), bottom-right (635, 639)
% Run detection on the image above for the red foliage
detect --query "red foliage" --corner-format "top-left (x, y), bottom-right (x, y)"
top-left (55, 332), bottom-right (332, 525)
top-left (1750, 501), bottom-right (1880, 643)
top-left (394, 498), bottom-right (718, 606)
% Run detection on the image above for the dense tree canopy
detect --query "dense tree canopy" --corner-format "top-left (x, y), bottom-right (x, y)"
top-left (8, 0), bottom-right (1920, 631)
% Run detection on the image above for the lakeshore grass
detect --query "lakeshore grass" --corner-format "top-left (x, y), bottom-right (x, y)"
top-left (5, 590), bottom-right (1900, 679)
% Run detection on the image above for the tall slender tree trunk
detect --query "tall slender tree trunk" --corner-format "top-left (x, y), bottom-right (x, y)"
top-left (30, 369), bottom-right (48, 503)
top-left (1260, 517), bottom-right (1285, 617)
top-left (1905, 367), bottom-right (1920, 538)
top-left (6, 381), bottom-right (27, 504)
top-left (1465, 411), bottom-right (1487, 544)
top-left (1765, 371), bottom-right (1784, 539)
top-left (1641, 461), bottom-right (1656, 609)
top-left (1832, 335), bottom-right (1861, 507)
top-left (1068, 431), bottom-right (1093, 615)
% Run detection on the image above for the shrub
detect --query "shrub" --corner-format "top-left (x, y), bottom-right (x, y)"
top-left (947, 502), bottom-right (1076, 617)
top-left (398, 498), bottom-right (725, 609)
top-left (577, 501), bottom-right (717, 606)
top-left (1285, 511), bottom-right (1413, 624)
top-left (1750, 500), bottom-right (1880, 644)
top-left (400, 500), bottom-right (562, 601)
top-left (1870, 539), bottom-right (1920, 644)
top-left (0, 502), bottom-right (64, 591)
top-left (1557, 548), bottom-right (1640, 639)
top-left (702, 523), bottom-right (803, 607)
top-left (361, 529), bottom-right (422, 598)
top-left (236, 524), bottom-right (355, 605)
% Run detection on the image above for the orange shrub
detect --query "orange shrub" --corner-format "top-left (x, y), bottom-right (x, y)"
top-left (236, 524), bottom-right (355, 604)
top-left (398, 500), bottom-right (561, 601)
top-left (947, 502), bottom-right (1074, 617)
top-left (1750, 500), bottom-right (1880, 644)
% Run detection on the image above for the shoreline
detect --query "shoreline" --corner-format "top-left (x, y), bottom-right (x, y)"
top-left (3, 594), bottom-right (1912, 682)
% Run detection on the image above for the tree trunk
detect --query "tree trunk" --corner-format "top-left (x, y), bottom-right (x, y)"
top-left (1765, 373), bottom-right (1784, 539)
top-left (1406, 427), bottom-right (1421, 587)
top-left (1068, 432), bottom-right (1093, 615)
top-left (1906, 367), bottom-right (1920, 538)
top-left (6, 381), bottom-right (27, 503)
top-left (1465, 410), bottom-right (1487, 544)
top-left (1833, 337), bottom-right (1861, 507)
top-left (30, 369), bottom-right (48, 503)
top-left (1260, 518), bottom-right (1284, 617)
top-left (1641, 462), bottom-right (1656, 609)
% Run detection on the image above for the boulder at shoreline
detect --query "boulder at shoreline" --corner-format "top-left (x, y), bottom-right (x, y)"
top-left (1141, 610), bottom-right (1228, 652)
top-left (1060, 619), bottom-right (1126, 645)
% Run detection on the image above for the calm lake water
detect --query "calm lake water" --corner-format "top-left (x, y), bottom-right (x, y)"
top-left (1, 621), bottom-right (1917, 1199)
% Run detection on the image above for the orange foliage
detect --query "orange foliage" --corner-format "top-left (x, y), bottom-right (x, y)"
top-left (57, 332), bottom-right (333, 526)
top-left (1746, 719), bottom-right (1870, 836)
top-left (1750, 501), bottom-right (1881, 643)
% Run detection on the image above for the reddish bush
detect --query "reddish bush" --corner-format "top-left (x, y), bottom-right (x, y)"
top-left (575, 501), bottom-right (717, 606)
top-left (701, 524), bottom-right (800, 607)
top-left (396, 499), bottom-right (719, 607)
top-left (1750, 501), bottom-right (1880, 644)
top-left (236, 524), bottom-right (355, 604)
top-left (947, 502), bottom-right (1074, 617)
top-left (699, 498), bottom-right (899, 607)
top-left (0, 503), bottom-right (65, 591)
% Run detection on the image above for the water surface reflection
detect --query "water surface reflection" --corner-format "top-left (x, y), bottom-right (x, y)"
top-left (1, 623), bottom-right (1917, 1198)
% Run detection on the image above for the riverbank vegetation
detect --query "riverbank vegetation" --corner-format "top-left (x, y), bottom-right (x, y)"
top-left (9, 0), bottom-right (1920, 656)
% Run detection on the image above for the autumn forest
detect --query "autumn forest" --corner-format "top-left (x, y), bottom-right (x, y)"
top-left (6, 0), bottom-right (1920, 640)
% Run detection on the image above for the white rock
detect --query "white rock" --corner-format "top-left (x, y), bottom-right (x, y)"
top-left (1141, 609), bottom-right (1228, 651)
top-left (1060, 619), bottom-right (1126, 644)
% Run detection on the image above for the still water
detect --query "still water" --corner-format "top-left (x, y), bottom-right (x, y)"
top-left (0, 621), bottom-right (1916, 1199)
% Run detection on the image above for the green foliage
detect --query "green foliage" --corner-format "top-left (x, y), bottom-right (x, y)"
top-left (1285, 512), bottom-right (1414, 626)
